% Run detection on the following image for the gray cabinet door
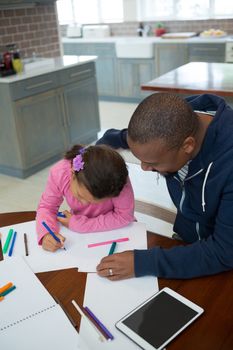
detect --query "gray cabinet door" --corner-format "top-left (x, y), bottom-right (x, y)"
top-left (188, 43), bottom-right (225, 62)
top-left (95, 57), bottom-right (117, 96)
top-left (63, 42), bottom-right (117, 97)
top-left (156, 44), bottom-right (189, 76)
top-left (63, 77), bottom-right (100, 146)
top-left (117, 58), bottom-right (155, 98)
top-left (14, 89), bottom-right (67, 168)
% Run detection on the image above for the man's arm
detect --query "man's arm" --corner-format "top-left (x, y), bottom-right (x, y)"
top-left (96, 128), bottom-right (129, 149)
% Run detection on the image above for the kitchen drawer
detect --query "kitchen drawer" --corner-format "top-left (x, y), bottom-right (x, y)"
top-left (63, 43), bottom-right (91, 56)
top-left (189, 43), bottom-right (225, 61)
top-left (10, 72), bottom-right (59, 100)
top-left (59, 62), bottom-right (95, 85)
top-left (85, 43), bottom-right (116, 57)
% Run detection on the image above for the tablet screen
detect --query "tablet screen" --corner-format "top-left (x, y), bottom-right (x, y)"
top-left (121, 290), bottom-right (199, 349)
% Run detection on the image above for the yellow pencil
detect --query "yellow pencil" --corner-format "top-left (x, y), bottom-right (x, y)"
top-left (0, 296), bottom-right (4, 302)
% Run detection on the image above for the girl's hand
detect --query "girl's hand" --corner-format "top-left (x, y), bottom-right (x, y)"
top-left (57, 210), bottom-right (72, 228)
top-left (96, 251), bottom-right (135, 281)
top-left (42, 233), bottom-right (66, 252)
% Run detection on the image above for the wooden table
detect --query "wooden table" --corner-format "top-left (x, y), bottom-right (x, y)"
top-left (141, 62), bottom-right (233, 102)
top-left (1, 211), bottom-right (233, 350)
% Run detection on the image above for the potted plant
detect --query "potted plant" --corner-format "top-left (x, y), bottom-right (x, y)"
top-left (154, 23), bottom-right (166, 37)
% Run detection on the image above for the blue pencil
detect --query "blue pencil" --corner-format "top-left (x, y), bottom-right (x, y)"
top-left (57, 211), bottom-right (66, 218)
top-left (42, 221), bottom-right (66, 250)
top-left (8, 231), bottom-right (17, 257)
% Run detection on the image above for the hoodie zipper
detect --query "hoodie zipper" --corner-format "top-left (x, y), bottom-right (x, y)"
top-left (174, 168), bottom-right (204, 213)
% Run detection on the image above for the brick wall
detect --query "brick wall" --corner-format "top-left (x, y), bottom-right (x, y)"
top-left (0, 4), bottom-right (61, 58)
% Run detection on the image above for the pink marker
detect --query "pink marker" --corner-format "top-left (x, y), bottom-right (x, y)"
top-left (88, 237), bottom-right (129, 248)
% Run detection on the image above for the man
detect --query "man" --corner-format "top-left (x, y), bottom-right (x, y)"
top-left (96, 93), bottom-right (233, 280)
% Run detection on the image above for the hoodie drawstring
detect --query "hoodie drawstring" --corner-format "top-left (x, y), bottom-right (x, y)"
top-left (202, 162), bottom-right (213, 212)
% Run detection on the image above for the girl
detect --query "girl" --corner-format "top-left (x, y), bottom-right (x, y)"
top-left (36, 144), bottom-right (135, 252)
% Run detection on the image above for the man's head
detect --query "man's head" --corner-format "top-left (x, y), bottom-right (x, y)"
top-left (128, 93), bottom-right (199, 175)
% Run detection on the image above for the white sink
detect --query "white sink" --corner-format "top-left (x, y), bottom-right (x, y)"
top-left (115, 39), bottom-right (154, 58)
top-left (23, 58), bottom-right (55, 73)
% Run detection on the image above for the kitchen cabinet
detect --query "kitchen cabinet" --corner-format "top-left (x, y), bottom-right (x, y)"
top-left (188, 43), bottom-right (225, 62)
top-left (63, 42), bottom-right (117, 97)
top-left (62, 39), bottom-right (227, 101)
top-left (0, 60), bottom-right (100, 178)
top-left (117, 58), bottom-right (155, 99)
top-left (155, 44), bottom-right (189, 76)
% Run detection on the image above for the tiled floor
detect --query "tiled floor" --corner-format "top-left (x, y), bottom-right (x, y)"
top-left (0, 101), bottom-right (175, 237)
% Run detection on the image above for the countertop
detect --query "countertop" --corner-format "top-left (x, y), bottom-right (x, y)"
top-left (0, 55), bottom-right (97, 84)
top-left (62, 35), bottom-right (233, 44)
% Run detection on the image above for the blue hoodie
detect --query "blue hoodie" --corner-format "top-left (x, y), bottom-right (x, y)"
top-left (97, 94), bottom-right (233, 279)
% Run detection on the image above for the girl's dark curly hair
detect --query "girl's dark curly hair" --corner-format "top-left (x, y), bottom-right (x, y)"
top-left (65, 144), bottom-right (128, 199)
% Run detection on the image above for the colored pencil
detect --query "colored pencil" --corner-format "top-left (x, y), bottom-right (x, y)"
top-left (88, 237), bottom-right (129, 248)
top-left (0, 296), bottom-right (4, 302)
top-left (0, 285), bottom-right (16, 297)
top-left (0, 282), bottom-right (13, 294)
top-left (84, 306), bottom-right (114, 341)
top-left (3, 228), bottom-right (13, 254)
top-left (71, 300), bottom-right (105, 342)
top-left (0, 233), bottom-right (3, 260)
top-left (57, 212), bottom-right (66, 218)
top-left (108, 242), bottom-right (117, 255)
top-left (42, 221), bottom-right (66, 250)
top-left (24, 233), bottom-right (29, 256)
top-left (8, 231), bottom-right (17, 257)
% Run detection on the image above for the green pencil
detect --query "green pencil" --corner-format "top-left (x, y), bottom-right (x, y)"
top-left (3, 229), bottom-right (13, 254)
top-left (108, 242), bottom-right (117, 255)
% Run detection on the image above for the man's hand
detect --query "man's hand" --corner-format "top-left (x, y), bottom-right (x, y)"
top-left (96, 251), bottom-right (135, 281)
top-left (57, 210), bottom-right (72, 228)
top-left (42, 233), bottom-right (66, 252)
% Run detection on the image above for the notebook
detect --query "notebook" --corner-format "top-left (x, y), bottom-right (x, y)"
top-left (0, 257), bottom-right (79, 350)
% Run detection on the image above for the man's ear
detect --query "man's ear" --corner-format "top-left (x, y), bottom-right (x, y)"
top-left (182, 136), bottom-right (196, 155)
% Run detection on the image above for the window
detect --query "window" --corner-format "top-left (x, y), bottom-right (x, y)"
top-left (57, 0), bottom-right (123, 25)
top-left (138, 0), bottom-right (233, 20)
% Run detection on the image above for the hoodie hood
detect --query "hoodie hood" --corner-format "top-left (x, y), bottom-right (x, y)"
top-left (187, 94), bottom-right (233, 169)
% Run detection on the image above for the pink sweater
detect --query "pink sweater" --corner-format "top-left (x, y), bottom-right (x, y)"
top-left (36, 159), bottom-right (135, 244)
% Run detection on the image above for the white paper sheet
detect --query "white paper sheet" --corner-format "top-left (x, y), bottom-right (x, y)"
top-left (80, 273), bottom-right (158, 349)
top-left (0, 257), bottom-right (79, 350)
top-left (0, 221), bottom-right (80, 272)
top-left (0, 221), bottom-right (147, 274)
top-left (77, 222), bottom-right (147, 272)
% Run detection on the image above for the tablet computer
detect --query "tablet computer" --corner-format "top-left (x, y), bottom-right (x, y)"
top-left (115, 287), bottom-right (204, 350)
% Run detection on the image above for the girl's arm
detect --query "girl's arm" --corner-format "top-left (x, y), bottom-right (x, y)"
top-left (68, 178), bottom-right (135, 233)
top-left (36, 164), bottom-right (64, 244)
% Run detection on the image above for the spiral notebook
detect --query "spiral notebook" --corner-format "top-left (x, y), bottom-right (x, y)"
top-left (0, 257), bottom-right (79, 350)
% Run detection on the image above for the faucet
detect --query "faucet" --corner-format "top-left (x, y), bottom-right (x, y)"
top-left (143, 24), bottom-right (151, 37)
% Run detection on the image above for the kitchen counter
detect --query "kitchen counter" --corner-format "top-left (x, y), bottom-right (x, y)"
top-left (0, 55), bottom-right (97, 83)
top-left (62, 35), bottom-right (232, 44)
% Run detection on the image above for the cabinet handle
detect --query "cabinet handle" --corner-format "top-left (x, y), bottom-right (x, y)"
top-left (70, 69), bottom-right (91, 78)
top-left (59, 93), bottom-right (68, 128)
top-left (25, 80), bottom-right (53, 90)
top-left (63, 94), bottom-right (71, 127)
